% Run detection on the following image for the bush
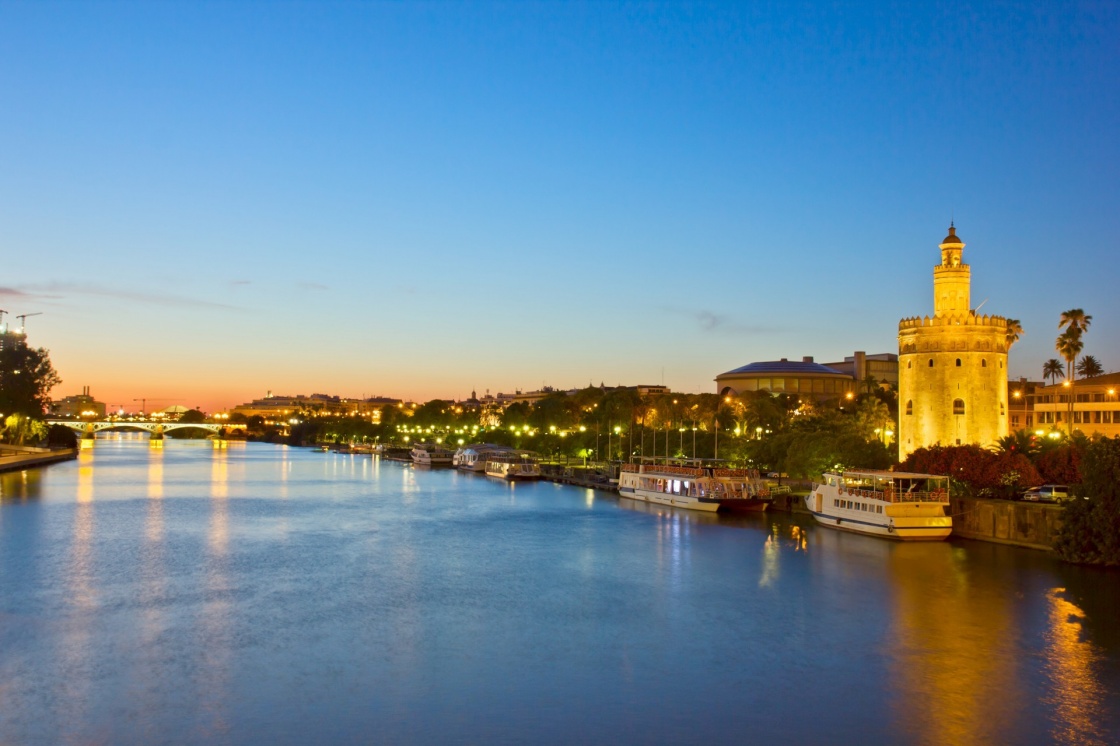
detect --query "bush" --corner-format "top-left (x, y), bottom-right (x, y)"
top-left (46, 424), bottom-right (78, 448)
top-left (1053, 437), bottom-right (1120, 566)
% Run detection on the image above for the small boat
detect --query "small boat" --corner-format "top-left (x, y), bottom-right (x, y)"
top-left (454, 443), bottom-right (514, 472)
top-left (484, 452), bottom-right (542, 480)
top-left (410, 443), bottom-right (455, 466)
top-left (617, 460), bottom-right (771, 513)
top-left (804, 469), bottom-right (952, 541)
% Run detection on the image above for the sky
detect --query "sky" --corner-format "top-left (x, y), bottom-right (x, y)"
top-left (2, 1), bottom-right (1118, 412)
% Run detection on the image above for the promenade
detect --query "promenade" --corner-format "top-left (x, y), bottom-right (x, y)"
top-left (0, 445), bottom-right (78, 473)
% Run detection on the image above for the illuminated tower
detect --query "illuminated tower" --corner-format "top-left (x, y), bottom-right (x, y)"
top-left (897, 225), bottom-right (1009, 459)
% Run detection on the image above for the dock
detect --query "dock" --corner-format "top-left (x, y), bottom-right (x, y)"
top-left (0, 446), bottom-right (79, 473)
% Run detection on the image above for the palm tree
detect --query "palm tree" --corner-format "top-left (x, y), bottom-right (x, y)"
top-left (1056, 329), bottom-right (1084, 435)
top-left (1005, 318), bottom-right (1023, 349)
top-left (1076, 355), bottom-right (1104, 379)
top-left (1059, 308), bottom-right (1092, 337)
top-left (1043, 358), bottom-right (1065, 385)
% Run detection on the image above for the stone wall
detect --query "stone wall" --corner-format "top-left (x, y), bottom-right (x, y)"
top-left (949, 496), bottom-right (1064, 551)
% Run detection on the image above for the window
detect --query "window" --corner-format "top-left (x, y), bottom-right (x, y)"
top-left (907, 361), bottom-right (912, 369)
top-left (929, 359), bottom-right (935, 367)
top-left (982, 359), bottom-right (987, 368)
top-left (1000, 402), bottom-right (1005, 415)
top-left (953, 399), bottom-right (965, 415)
top-left (905, 400), bottom-right (913, 415)
top-left (956, 358), bottom-right (962, 367)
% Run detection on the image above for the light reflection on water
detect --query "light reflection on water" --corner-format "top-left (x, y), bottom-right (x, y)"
top-left (0, 440), bottom-right (1118, 744)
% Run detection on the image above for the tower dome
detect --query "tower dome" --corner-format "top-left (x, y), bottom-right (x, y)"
top-left (940, 224), bottom-right (964, 247)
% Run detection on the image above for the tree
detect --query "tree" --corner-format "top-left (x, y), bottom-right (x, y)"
top-left (1005, 318), bottom-right (1023, 348)
top-left (0, 335), bottom-right (61, 418)
top-left (179, 408), bottom-right (207, 423)
top-left (1076, 355), bottom-right (1104, 379)
top-left (1053, 436), bottom-right (1120, 566)
top-left (1042, 359), bottom-right (1065, 385)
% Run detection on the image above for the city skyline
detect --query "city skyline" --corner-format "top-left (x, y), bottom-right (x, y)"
top-left (3, 2), bottom-right (1118, 412)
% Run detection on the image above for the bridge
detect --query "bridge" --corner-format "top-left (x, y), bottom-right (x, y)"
top-left (47, 419), bottom-right (248, 436)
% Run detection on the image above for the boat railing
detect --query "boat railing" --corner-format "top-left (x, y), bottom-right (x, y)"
top-left (836, 485), bottom-right (948, 503)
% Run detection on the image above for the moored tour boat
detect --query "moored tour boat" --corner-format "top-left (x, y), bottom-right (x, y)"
top-left (410, 443), bottom-right (455, 466)
top-left (617, 461), bottom-right (771, 513)
top-left (455, 444), bottom-right (514, 472)
top-left (804, 470), bottom-right (952, 541)
top-left (484, 452), bottom-right (542, 480)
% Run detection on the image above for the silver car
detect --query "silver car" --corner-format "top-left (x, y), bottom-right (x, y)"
top-left (1022, 484), bottom-right (1070, 503)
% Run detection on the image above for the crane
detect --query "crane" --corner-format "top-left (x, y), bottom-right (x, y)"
top-left (132, 397), bottom-right (179, 417)
top-left (16, 312), bottom-right (43, 334)
top-left (0, 309), bottom-right (7, 333)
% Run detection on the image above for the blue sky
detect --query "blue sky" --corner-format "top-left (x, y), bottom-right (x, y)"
top-left (2, 1), bottom-right (1117, 409)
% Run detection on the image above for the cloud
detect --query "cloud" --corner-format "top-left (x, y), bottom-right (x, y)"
top-left (0, 286), bottom-right (44, 299)
top-left (229, 279), bottom-right (252, 286)
top-left (298, 282), bottom-right (329, 291)
top-left (2, 282), bottom-right (241, 310)
top-left (661, 306), bottom-right (783, 336)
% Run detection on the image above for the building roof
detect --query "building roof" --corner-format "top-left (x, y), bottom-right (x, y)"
top-left (940, 225), bottom-right (964, 245)
top-left (718, 360), bottom-right (849, 378)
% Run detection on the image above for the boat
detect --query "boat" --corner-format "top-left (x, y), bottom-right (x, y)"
top-left (617, 460), bottom-right (772, 513)
top-left (454, 443), bottom-right (514, 472)
top-left (804, 469), bottom-right (952, 541)
top-left (484, 452), bottom-right (542, 480)
top-left (410, 443), bottom-right (455, 466)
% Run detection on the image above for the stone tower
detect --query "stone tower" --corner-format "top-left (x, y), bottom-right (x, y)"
top-left (897, 225), bottom-right (1009, 459)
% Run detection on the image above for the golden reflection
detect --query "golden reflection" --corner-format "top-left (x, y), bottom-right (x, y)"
top-left (0, 469), bottom-right (43, 501)
top-left (148, 450), bottom-right (164, 500)
top-left (885, 545), bottom-right (1023, 744)
top-left (1044, 589), bottom-right (1107, 745)
top-left (211, 451), bottom-right (229, 499)
top-left (77, 448), bottom-right (95, 504)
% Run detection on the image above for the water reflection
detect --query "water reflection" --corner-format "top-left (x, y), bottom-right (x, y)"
top-left (199, 448), bottom-right (232, 737)
top-left (1045, 589), bottom-right (1109, 744)
top-left (0, 469), bottom-right (43, 502)
top-left (884, 543), bottom-right (1023, 744)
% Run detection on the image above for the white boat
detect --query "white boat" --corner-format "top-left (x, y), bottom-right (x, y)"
top-left (484, 453), bottom-right (542, 480)
top-left (454, 444), bottom-right (513, 472)
top-left (804, 470), bottom-right (952, 541)
top-left (617, 461), bottom-right (771, 513)
top-left (410, 443), bottom-right (455, 466)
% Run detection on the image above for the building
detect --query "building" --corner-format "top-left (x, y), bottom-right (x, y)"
top-left (898, 225), bottom-right (1010, 459)
top-left (715, 357), bottom-right (857, 403)
top-left (51, 387), bottom-right (108, 419)
top-left (823, 351), bottom-right (900, 389)
top-left (1008, 377), bottom-right (1042, 433)
top-left (231, 393), bottom-right (402, 423)
top-left (1032, 373), bottom-right (1120, 437)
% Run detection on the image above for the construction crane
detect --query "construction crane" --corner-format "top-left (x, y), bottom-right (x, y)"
top-left (16, 312), bottom-right (43, 334)
top-left (0, 309), bottom-right (7, 333)
top-left (132, 398), bottom-right (179, 417)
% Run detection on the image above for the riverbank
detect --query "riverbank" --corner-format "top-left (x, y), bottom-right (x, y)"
top-left (0, 445), bottom-right (78, 473)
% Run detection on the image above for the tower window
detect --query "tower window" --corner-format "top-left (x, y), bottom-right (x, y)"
top-left (928, 359), bottom-right (934, 367)
top-left (905, 400), bottom-right (913, 415)
top-left (956, 358), bottom-right (962, 367)
top-left (982, 359), bottom-right (987, 368)
top-left (1000, 402), bottom-right (1005, 415)
top-left (907, 361), bottom-right (912, 369)
top-left (953, 399), bottom-right (965, 415)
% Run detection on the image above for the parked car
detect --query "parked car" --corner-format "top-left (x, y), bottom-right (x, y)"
top-left (1021, 484), bottom-right (1070, 503)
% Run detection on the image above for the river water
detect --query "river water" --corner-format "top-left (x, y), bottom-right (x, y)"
top-left (1, 439), bottom-right (1118, 745)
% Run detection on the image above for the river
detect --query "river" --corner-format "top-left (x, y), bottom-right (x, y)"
top-left (1, 439), bottom-right (1118, 744)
